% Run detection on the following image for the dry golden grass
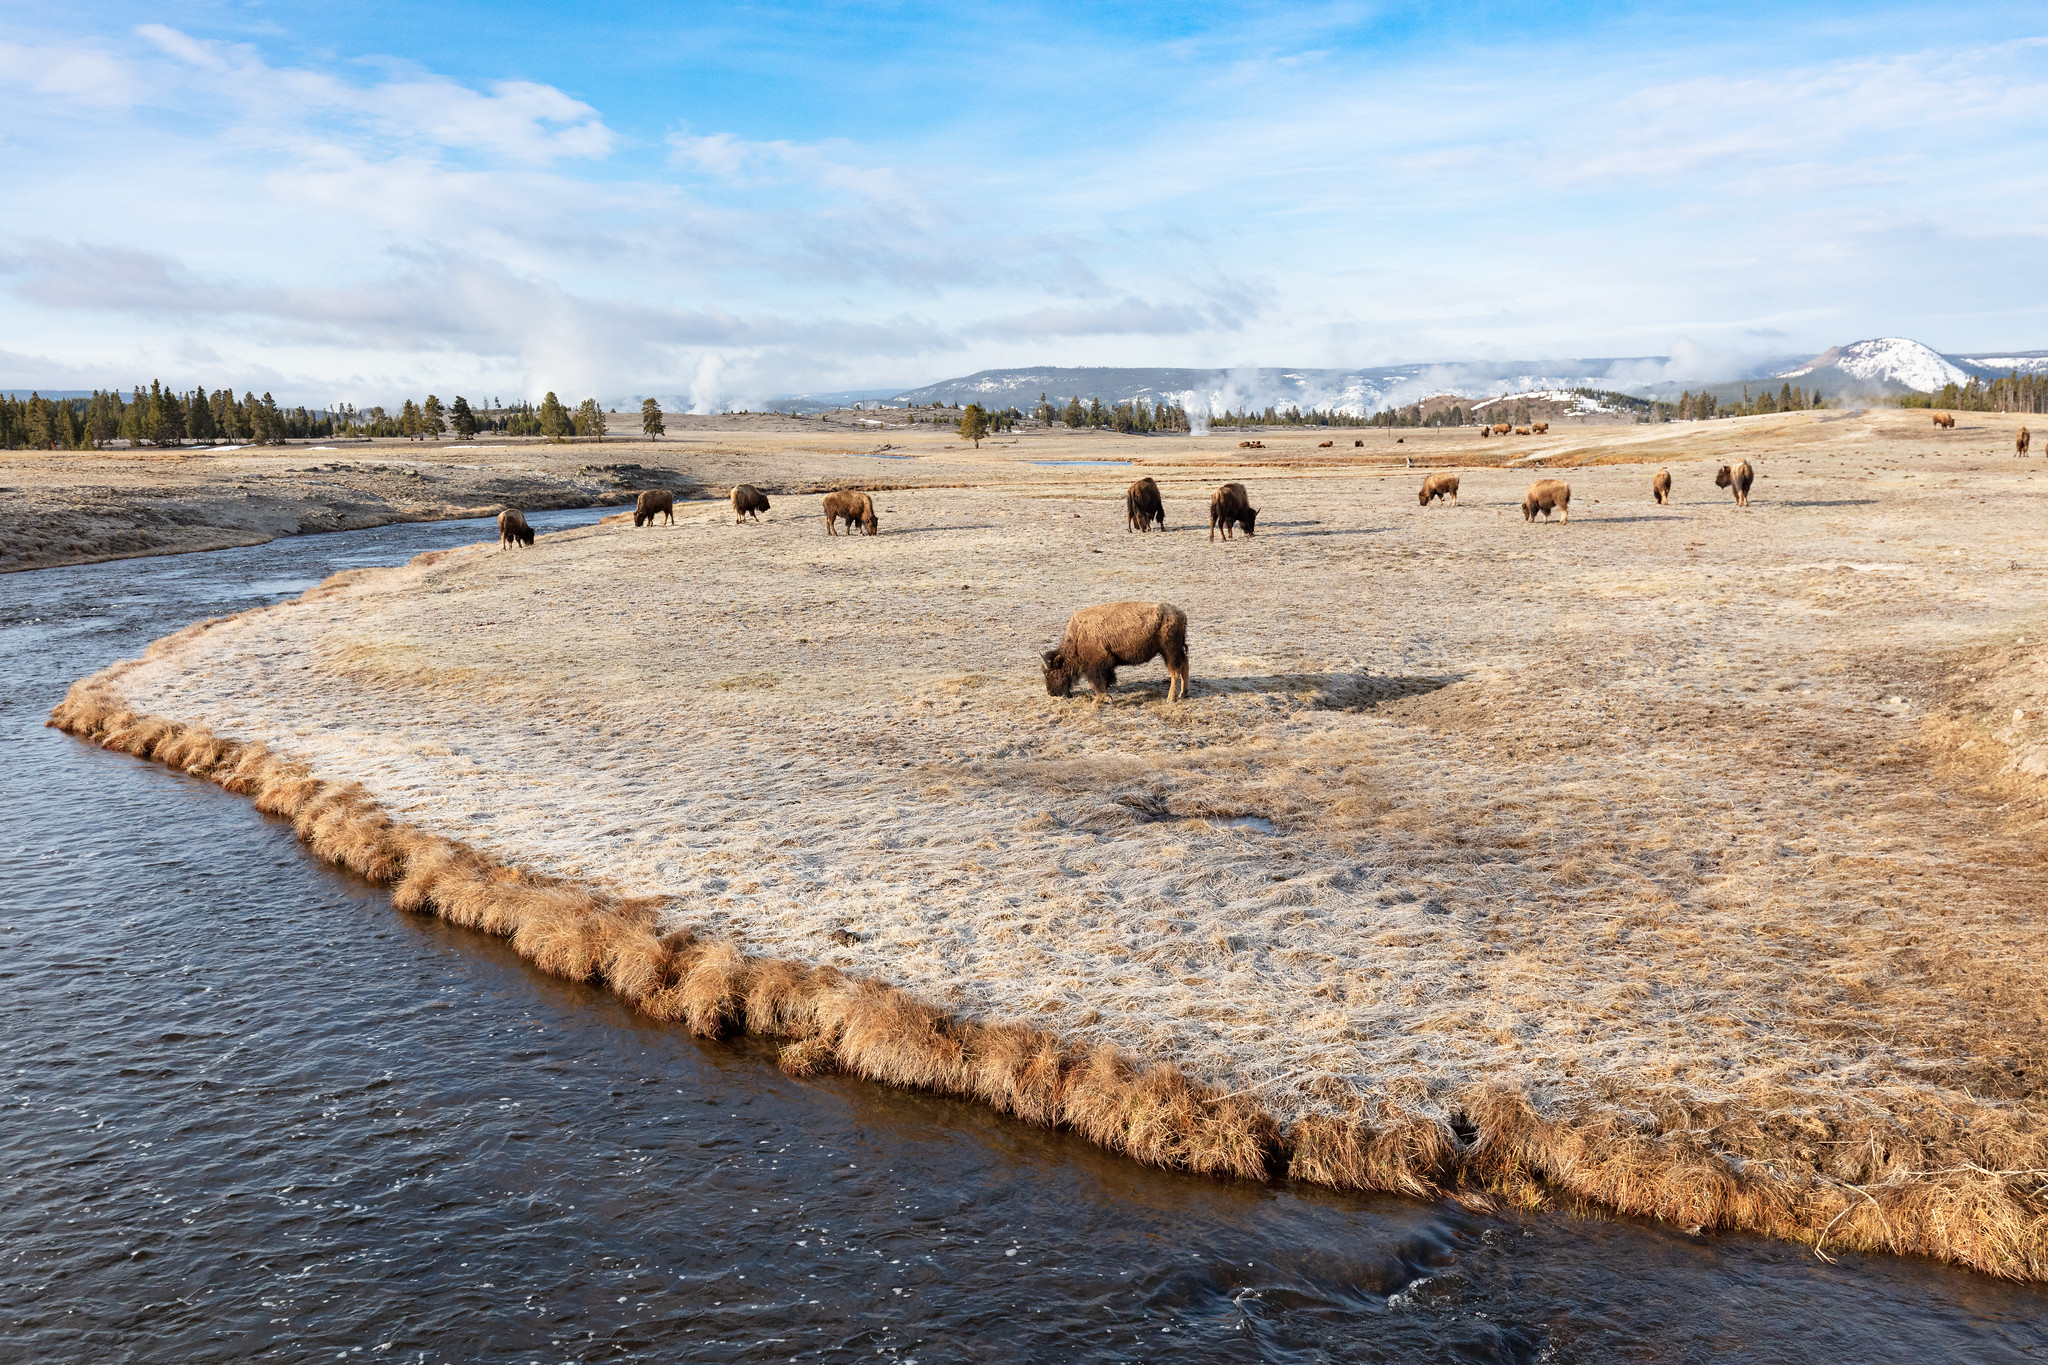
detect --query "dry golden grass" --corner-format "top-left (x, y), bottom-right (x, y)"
top-left (49, 406), bottom-right (2048, 1279)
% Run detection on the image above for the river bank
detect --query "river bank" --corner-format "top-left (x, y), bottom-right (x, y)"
top-left (50, 411), bottom-right (2048, 1280)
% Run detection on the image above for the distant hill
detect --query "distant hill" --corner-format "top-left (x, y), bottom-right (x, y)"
top-left (1775, 339), bottom-right (1970, 396)
top-left (0, 390), bottom-right (95, 401)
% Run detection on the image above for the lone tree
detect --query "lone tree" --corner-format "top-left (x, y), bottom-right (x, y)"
top-left (641, 397), bottom-right (665, 437)
top-left (957, 402), bottom-right (990, 447)
top-left (449, 396), bottom-right (476, 438)
top-left (538, 392), bottom-right (571, 441)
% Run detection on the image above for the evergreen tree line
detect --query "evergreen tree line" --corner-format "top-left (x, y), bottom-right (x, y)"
top-left (1896, 371), bottom-right (2048, 414)
top-left (1683, 383), bottom-right (1825, 420)
top-left (1199, 403), bottom-right (1368, 429)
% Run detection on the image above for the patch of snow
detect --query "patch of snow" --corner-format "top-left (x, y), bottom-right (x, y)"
top-left (1959, 356), bottom-right (2048, 374)
top-left (1779, 338), bottom-right (1968, 392)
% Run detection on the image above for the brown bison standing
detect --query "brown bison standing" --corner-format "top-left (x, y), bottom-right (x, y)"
top-left (1494, 423), bottom-right (1511, 436)
top-left (1522, 478), bottom-right (1570, 523)
top-left (823, 490), bottom-right (879, 535)
top-left (1652, 468), bottom-right (1672, 504)
top-left (633, 489), bottom-right (675, 526)
top-left (1126, 476), bottom-right (1166, 532)
top-left (1934, 413), bottom-right (1956, 429)
top-left (1208, 482), bottom-right (1258, 540)
top-left (2020, 427), bottom-right (2033, 457)
top-left (1419, 473), bottom-right (1460, 507)
top-left (1715, 459), bottom-right (1754, 506)
top-left (1353, 439), bottom-right (1363, 447)
top-left (1532, 421), bottom-right (1550, 434)
top-left (731, 484), bottom-right (770, 523)
top-left (497, 508), bottom-right (534, 549)
top-left (1042, 601), bottom-right (1189, 704)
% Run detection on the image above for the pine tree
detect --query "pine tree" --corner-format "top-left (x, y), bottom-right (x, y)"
top-left (400, 399), bottom-right (422, 440)
top-left (641, 397), bottom-right (665, 438)
top-left (539, 392), bottom-right (571, 440)
top-left (957, 403), bottom-right (989, 447)
top-left (450, 396), bottom-right (476, 438)
top-left (422, 394), bottom-right (447, 439)
top-left (187, 383), bottom-right (215, 442)
top-left (573, 397), bottom-right (606, 437)
top-left (1063, 396), bottom-right (1084, 428)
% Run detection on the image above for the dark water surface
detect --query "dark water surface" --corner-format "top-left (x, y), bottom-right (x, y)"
top-left (4, 514), bottom-right (2045, 1363)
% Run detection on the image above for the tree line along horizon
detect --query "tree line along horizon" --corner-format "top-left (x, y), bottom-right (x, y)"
top-left (3, 372), bottom-right (2046, 451)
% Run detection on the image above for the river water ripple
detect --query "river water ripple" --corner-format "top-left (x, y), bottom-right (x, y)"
top-left (4, 513), bottom-right (2045, 1362)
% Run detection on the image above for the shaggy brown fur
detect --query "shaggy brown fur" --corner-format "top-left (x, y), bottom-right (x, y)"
top-left (497, 509), bottom-right (534, 549)
top-left (1125, 477), bottom-right (1166, 533)
top-left (1236, 440), bottom-right (1265, 449)
top-left (1041, 601), bottom-right (1190, 704)
top-left (1208, 482), bottom-right (1258, 541)
top-left (1522, 478), bottom-right (1570, 523)
top-left (1653, 468), bottom-right (1672, 504)
top-left (633, 490), bottom-right (675, 527)
top-left (1317, 440), bottom-right (1334, 448)
top-left (1419, 473), bottom-right (1460, 507)
top-left (732, 484), bottom-right (771, 523)
top-left (1494, 423), bottom-right (1511, 435)
top-left (1716, 459), bottom-right (1755, 506)
top-left (822, 490), bottom-right (879, 536)
top-left (1515, 426), bottom-right (1532, 436)
top-left (1532, 421), bottom-right (1549, 434)
top-left (41, 681), bottom-right (2048, 1277)
top-left (1354, 439), bottom-right (1363, 447)
top-left (1935, 413), bottom-right (1956, 429)
top-left (2020, 427), bottom-right (2032, 457)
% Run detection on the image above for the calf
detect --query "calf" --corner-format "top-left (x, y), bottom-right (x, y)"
top-left (1652, 468), bottom-right (1672, 504)
top-left (823, 490), bottom-right (879, 535)
top-left (497, 508), bottom-right (534, 549)
top-left (732, 484), bottom-right (770, 523)
top-left (1419, 473), bottom-right (1460, 507)
top-left (1125, 476), bottom-right (1166, 532)
top-left (1042, 601), bottom-right (1189, 704)
top-left (1522, 478), bottom-right (1570, 523)
top-left (1715, 460), bottom-right (1754, 506)
top-left (633, 489), bottom-right (674, 526)
top-left (1208, 482), bottom-right (1258, 540)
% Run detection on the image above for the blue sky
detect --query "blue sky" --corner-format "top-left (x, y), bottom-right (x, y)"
top-left (2, 2), bottom-right (2045, 406)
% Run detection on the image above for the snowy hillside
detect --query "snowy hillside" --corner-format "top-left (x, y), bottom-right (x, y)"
top-left (1778, 338), bottom-right (1969, 394)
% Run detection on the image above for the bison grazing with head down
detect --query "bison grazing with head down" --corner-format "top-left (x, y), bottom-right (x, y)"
top-left (1042, 601), bottom-right (1189, 704)
top-left (731, 484), bottom-right (770, 523)
top-left (1126, 476), bottom-right (1166, 532)
top-left (1208, 482), bottom-right (1258, 540)
top-left (497, 508), bottom-right (534, 549)
top-left (1522, 478), bottom-right (1570, 523)
top-left (1934, 413), bottom-right (1956, 430)
top-left (1715, 459), bottom-right (1754, 506)
top-left (823, 490), bottom-right (879, 535)
top-left (1419, 473), bottom-right (1460, 507)
top-left (2020, 427), bottom-right (2033, 457)
top-left (633, 489), bottom-right (675, 527)
top-left (1652, 468), bottom-right (1672, 504)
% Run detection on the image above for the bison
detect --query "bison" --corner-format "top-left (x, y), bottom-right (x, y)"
top-left (1934, 413), bottom-right (1956, 429)
top-left (823, 490), bottom-right (879, 536)
top-left (732, 484), bottom-right (770, 523)
top-left (1494, 423), bottom-right (1512, 436)
top-left (1419, 473), bottom-right (1460, 507)
top-left (1318, 440), bottom-right (1334, 448)
top-left (1532, 421), bottom-right (1549, 434)
top-left (1042, 601), bottom-right (1189, 704)
top-left (1126, 476), bottom-right (1166, 532)
top-left (1515, 426), bottom-right (1532, 436)
top-left (497, 508), bottom-right (534, 549)
top-left (1715, 460), bottom-right (1754, 506)
top-left (1481, 426), bottom-right (1491, 438)
top-left (1522, 478), bottom-right (1570, 523)
top-left (1209, 482), bottom-right (1258, 540)
top-left (1354, 439), bottom-right (1363, 447)
top-left (1652, 468), bottom-right (1672, 504)
top-left (2020, 427), bottom-right (2032, 457)
top-left (633, 489), bottom-right (675, 527)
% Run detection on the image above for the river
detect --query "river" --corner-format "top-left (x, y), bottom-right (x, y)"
top-left (4, 511), bottom-right (2044, 1362)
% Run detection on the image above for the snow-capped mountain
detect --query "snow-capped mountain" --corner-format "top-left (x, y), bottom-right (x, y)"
top-left (1778, 338), bottom-right (1970, 394)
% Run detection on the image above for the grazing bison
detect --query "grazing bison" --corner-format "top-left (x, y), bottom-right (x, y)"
top-left (1354, 439), bottom-right (1364, 447)
top-left (1419, 473), bottom-right (1460, 507)
top-left (1494, 423), bottom-right (1512, 436)
top-left (823, 490), bottom-right (879, 535)
top-left (1652, 468), bottom-right (1672, 504)
top-left (1522, 478), bottom-right (1570, 523)
top-left (633, 489), bottom-right (675, 527)
top-left (1934, 413), bottom-right (1956, 429)
top-left (1042, 601), bottom-right (1189, 704)
top-left (1715, 460), bottom-right (1755, 506)
top-left (2020, 427), bottom-right (2033, 457)
top-left (731, 484), bottom-right (770, 523)
top-left (1317, 440), bottom-right (1334, 448)
top-left (1125, 476), bottom-right (1166, 532)
top-left (497, 508), bottom-right (534, 549)
top-left (1532, 421), bottom-right (1549, 434)
top-left (1209, 482), bottom-right (1258, 540)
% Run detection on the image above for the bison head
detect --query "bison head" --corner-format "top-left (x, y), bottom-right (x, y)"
top-left (1714, 465), bottom-right (1733, 488)
top-left (1041, 648), bottom-right (1077, 697)
top-left (1240, 508), bottom-right (1257, 536)
top-left (862, 512), bottom-right (880, 535)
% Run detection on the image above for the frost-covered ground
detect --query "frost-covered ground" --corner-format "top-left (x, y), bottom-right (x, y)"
top-left (98, 409), bottom-right (2048, 1144)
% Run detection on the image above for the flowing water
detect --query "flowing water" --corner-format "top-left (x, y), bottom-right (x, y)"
top-left (4, 512), bottom-right (2045, 1363)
